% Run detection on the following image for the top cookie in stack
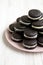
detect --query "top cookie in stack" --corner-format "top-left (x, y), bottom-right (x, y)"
top-left (28, 9), bottom-right (43, 20)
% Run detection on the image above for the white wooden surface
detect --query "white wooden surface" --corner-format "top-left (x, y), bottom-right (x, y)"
top-left (0, 0), bottom-right (43, 65)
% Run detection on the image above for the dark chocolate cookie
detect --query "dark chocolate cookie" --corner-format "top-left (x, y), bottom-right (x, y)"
top-left (19, 15), bottom-right (31, 26)
top-left (11, 32), bottom-right (23, 42)
top-left (28, 9), bottom-right (42, 20)
top-left (24, 28), bottom-right (38, 39)
top-left (23, 38), bottom-right (37, 49)
top-left (14, 22), bottom-right (26, 33)
top-left (32, 19), bottom-right (43, 30)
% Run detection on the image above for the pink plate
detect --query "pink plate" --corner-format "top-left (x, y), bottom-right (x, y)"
top-left (5, 29), bottom-right (43, 53)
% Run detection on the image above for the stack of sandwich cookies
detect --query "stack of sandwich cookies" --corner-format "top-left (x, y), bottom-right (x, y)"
top-left (8, 22), bottom-right (26, 42)
top-left (8, 16), bottom-right (32, 42)
top-left (8, 9), bottom-right (43, 49)
top-left (8, 22), bottom-right (23, 42)
top-left (23, 28), bottom-right (38, 49)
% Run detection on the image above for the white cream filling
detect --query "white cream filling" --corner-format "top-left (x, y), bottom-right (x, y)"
top-left (8, 28), bottom-right (14, 33)
top-left (24, 34), bottom-right (37, 38)
top-left (39, 32), bottom-right (43, 34)
top-left (28, 14), bottom-right (42, 20)
top-left (23, 43), bottom-right (37, 48)
top-left (38, 42), bottom-right (43, 45)
top-left (11, 36), bottom-right (22, 41)
top-left (19, 20), bottom-right (30, 25)
top-left (39, 17), bottom-right (43, 20)
top-left (14, 27), bottom-right (23, 31)
top-left (32, 25), bottom-right (43, 29)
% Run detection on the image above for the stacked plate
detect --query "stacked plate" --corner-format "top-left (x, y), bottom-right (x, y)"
top-left (8, 9), bottom-right (43, 49)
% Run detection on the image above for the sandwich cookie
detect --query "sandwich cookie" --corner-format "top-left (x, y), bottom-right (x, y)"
top-left (8, 22), bottom-right (16, 33)
top-left (19, 15), bottom-right (31, 26)
top-left (23, 38), bottom-right (37, 49)
top-left (32, 19), bottom-right (43, 30)
top-left (14, 22), bottom-right (26, 33)
top-left (11, 32), bottom-right (23, 42)
top-left (28, 9), bottom-right (42, 20)
top-left (24, 28), bottom-right (38, 39)
top-left (38, 35), bottom-right (43, 46)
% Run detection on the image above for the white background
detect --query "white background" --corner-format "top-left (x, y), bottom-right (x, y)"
top-left (0, 0), bottom-right (43, 65)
